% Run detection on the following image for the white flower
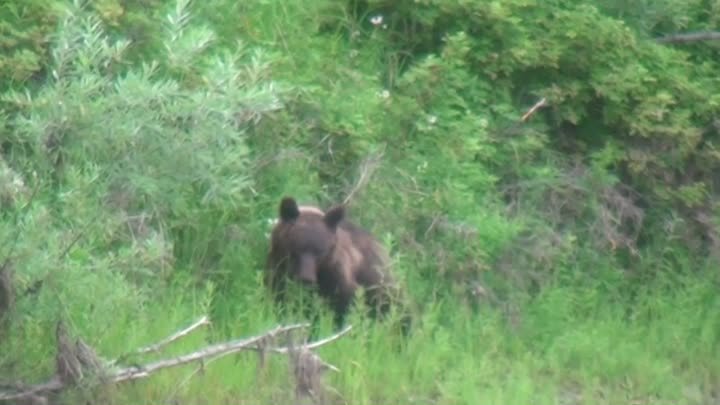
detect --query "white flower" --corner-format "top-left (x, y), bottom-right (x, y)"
top-left (428, 115), bottom-right (437, 124)
top-left (377, 89), bottom-right (390, 99)
top-left (417, 161), bottom-right (428, 173)
top-left (370, 15), bottom-right (383, 26)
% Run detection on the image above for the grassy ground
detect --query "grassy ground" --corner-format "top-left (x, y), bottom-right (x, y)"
top-left (1, 1), bottom-right (719, 404)
top-left (39, 265), bottom-right (716, 405)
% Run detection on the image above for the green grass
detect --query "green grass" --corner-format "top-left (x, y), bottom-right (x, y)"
top-left (21, 268), bottom-right (709, 405)
top-left (1, 1), bottom-right (719, 404)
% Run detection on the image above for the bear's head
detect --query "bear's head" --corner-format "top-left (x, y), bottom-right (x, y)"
top-left (270, 197), bottom-right (345, 285)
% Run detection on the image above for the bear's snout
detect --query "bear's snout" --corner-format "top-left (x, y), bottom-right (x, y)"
top-left (296, 254), bottom-right (318, 285)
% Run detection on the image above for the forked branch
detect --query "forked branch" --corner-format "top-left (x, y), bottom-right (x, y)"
top-left (343, 147), bottom-right (386, 206)
top-left (0, 317), bottom-right (351, 403)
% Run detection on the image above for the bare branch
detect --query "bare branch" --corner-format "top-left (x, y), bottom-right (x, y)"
top-left (656, 31), bottom-right (720, 44)
top-left (109, 323), bottom-right (309, 383)
top-left (111, 315), bottom-right (211, 366)
top-left (252, 149), bottom-right (312, 173)
top-left (521, 97), bottom-right (547, 122)
top-left (270, 324), bottom-right (352, 356)
top-left (0, 377), bottom-right (63, 402)
top-left (134, 316), bottom-right (211, 355)
top-left (343, 147), bottom-right (385, 206)
top-left (0, 320), bottom-right (353, 403)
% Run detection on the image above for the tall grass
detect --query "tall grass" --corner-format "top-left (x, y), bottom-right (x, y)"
top-left (44, 265), bottom-right (719, 405)
top-left (0, 1), bottom-right (718, 405)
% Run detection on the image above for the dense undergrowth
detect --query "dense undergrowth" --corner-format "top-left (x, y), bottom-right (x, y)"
top-left (1, 0), bottom-right (719, 404)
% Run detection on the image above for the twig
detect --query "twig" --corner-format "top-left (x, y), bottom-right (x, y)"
top-left (656, 31), bottom-right (720, 43)
top-left (343, 148), bottom-right (385, 205)
top-left (269, 324), bottom-right (352, 357)
top-left (134, 316), bottom-right (211, 355)
top-left (521, 97), bottom-right (547, 122)
top-left (252, 149), bottom-right (311, 173)
top-left (423, 215), bottom-right (442, 239)
top-left (0, 377), bottom-right (63, 402)
top-left (111, 315), bottom-right (211, 366)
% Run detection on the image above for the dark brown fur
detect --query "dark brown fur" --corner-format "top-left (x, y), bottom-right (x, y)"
top-left (265, 197), bottom-right (397, 328)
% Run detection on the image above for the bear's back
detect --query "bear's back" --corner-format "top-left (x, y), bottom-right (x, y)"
top-left (336, 219), bottom-right (391, 286)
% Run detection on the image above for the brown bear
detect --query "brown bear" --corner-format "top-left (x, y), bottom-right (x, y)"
top-left (265, 196), bottom-right (400, 329)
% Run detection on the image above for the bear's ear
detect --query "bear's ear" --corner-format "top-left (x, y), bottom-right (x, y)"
top-left (279, 197), bottom-right (300, 222)
top-left (324, 204), bottom-right (345, 230)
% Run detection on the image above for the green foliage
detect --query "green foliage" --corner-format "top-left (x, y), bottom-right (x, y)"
top-left (343, 0), bottom-right (720, 262)
top-left (3, 0), bottom-right (292, 270)
top-left (0, 0), bottom-right (287, 383)
top-left (0, 0), bottom-right (170, 95)
top-left (0, 1), bottom-right (60, 89)
top-left (1, 0), bottom-right (720, 403)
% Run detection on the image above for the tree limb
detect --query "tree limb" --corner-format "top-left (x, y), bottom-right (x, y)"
top-left (343, 147), bottom-right (385, 206)
top-left (521, 97), bottom-right (547, 122)
top-left (0, 319), bottom-right (352, 402)
top-left (134, 315), bottom-right (211, 355)
top-left (109, 323), bottom-right (309, 383)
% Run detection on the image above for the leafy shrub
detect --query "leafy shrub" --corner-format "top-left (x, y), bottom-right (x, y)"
top-left (331, 0), bottom-right (720, 266)
top-left (0, 0), bottom-right (291, 378)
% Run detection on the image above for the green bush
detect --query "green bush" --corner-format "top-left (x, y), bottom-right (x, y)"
top-left (0, 0), bottom-right (290, 382)
top-left (1, 0), bottom-right (719, 403)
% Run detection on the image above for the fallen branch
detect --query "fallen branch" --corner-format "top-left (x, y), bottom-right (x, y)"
top-left (0, 318), bottom-right (352, 403)
top-left (110, 315), bottom-right (211, 367)
top-left (135, 315), bottom-right (211, 356)
top-left (656, 31), bottom-right (720, 44)
top-left (109, 323), bottom-right (309, 383)
top-left (274, 324), bottom-right (351, 357)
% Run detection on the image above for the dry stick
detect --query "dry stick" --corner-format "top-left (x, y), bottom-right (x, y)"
top-left (175, 324), bottom-right (353, 392)
top-left (267, 324), bottom-right (351, 358)
top-left (134, 316), bottom-right (211, 355)
top-left (109, 323), bottom-right (309, 383)
top-left (521, 97), bottom-right (547, 122)
top-left (111, 315), bottom-right (212, 366)
top-left (0, 378), bottom-right (63, 402)
top-left (343, 148), bottom-right (385, 206)
top-left (495, 97), bottom-right (549, 139)
top-left (0, 322), bottom-right (331, 402)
